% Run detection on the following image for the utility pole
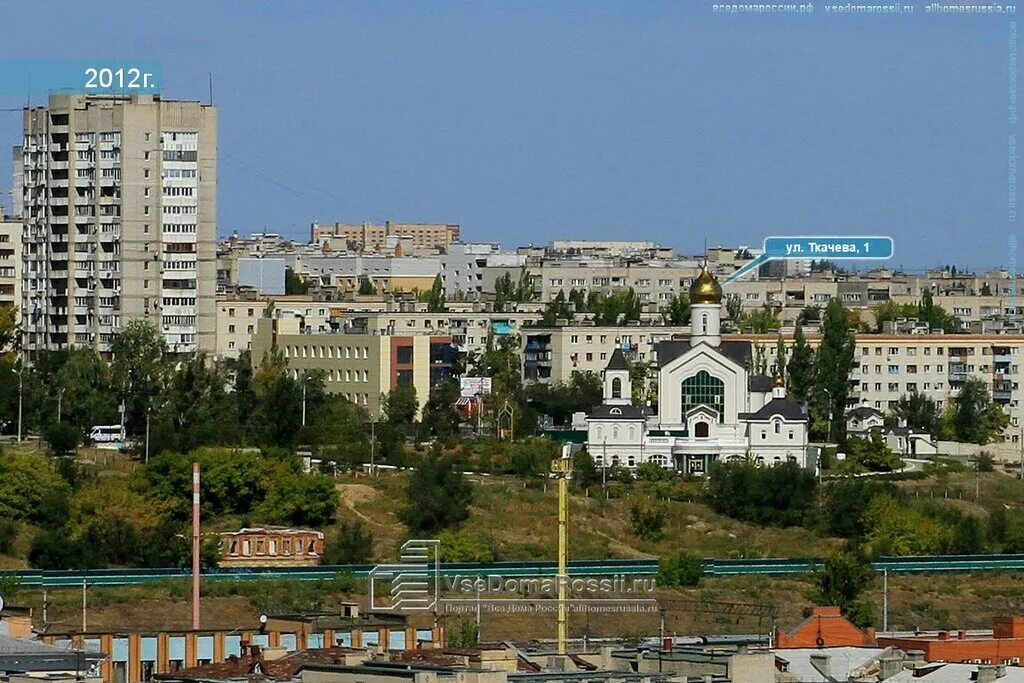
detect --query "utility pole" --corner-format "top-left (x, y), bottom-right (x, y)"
top-left (15, 367), bottom-right (22, 443)
top-left (81, 580), bottom-right (87, 632)
top-left (551, 455), bottom-right (573, 655)
top-left (370, 418), bottom-right (376, 476)
top-left (192, 462), bottom-right (201, 630)
top-left (57, 387), bottom-right (63, 424)
top-left (145, 409), bottom-right (151, 464)
top-left (301, 380), bottom-right (307, 427)
top-left (882, 569), bottom-right (889, 633)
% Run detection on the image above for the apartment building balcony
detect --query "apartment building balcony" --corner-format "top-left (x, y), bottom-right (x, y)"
top-left (948, 371), bottom-right (969, 382)
top-left (49, 161), bottom-right (69, 171)
top-left (49, 124), bottom-right (69, 134)
top-left (49, 196), bottom-right (69, 207)
top-left (50, 178), bottom-right (69, 188)
top-left (994, 353), bottom-right (1013, 363)
top-left (50, 215), bottom-right (69, 225)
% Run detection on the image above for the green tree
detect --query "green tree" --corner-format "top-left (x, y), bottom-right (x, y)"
top-left (43, 421), bottom-right (80, 457)
top-left (890, 391), bottom-right (939, 434)
top-left (657, 552), bottom-right (704, 588)
top-left (773, 335), bottom-right (786, 378)
top-left (705, 460), bottom-right (818, 527)
top-left (448, 620), bottom-right (479, 647)
top-left (572, 450), bottom-right (601, 488)
top-left (823, 478), bottom-right (901, 539)
top-left (399, 456), bottom-right (473, 533)
top-left (812, 300), bottom-right (856, 441)
top-left (383, 385), bottom-right (418, 428)
top-left (358, 277), bottom-right (377, 295)
top-left (740, 307), bottom-right (781, 333)
top-left (628, 496), bottom-right (667, 541)
top-left (323, 520), bottom-right (374, 564)
top-left (493, 268), bottom-right (535, 312)
top-left (815, 552), bottom-right (875, 628)
top-left (0, 452), bottom-right (72, 524)
top-left (426, 274), bottom-right (447, 313)
top-left (725, 295), bottom-right (743, 322)
top-left (260, 473), bottom-right (339, 527)
top-left (628, 360), bottom-right (650, 404)
top-left (796, 305), bottom-right (821, 326)
top-left (946, 377), bottom-right (1009, 444)
top-left (110, 320), bottom-right (167, 433)
top-left (251, 350), bottom-right (306, 447)
top-left (285, 267), bottom-right (309, 295)
top-left (542, 291), bottom-right (575, 326)
top-left (661, 292), bottom-right (691, 325)
top-left (844, 432), bottom-right (903, 472)
top-left (787, 324), bottom-right (815, 402)
top-left (419, 381), bottom-right (461, 440)
top-left (438, 530), bottom-right (495, 562)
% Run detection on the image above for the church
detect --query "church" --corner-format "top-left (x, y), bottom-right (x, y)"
top-left (584, 264), bottom-right (817, 475)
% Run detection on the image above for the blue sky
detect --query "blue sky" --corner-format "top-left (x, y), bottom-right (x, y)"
top-left (0, 1), bottom-right (1017, 269)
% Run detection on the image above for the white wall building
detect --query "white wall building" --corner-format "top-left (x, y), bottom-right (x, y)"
top-left (585, 265), bottom-right (816, 474)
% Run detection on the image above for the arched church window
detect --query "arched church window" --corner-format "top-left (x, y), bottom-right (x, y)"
top-left (595, 426), bottom-right (603, 440)
top-left (694, 421), bottom-right (709, 438)
top-left (613, 426), bottom-right (619, 439)
top-left (611, 377), bottom-right (622, 399)
top-left (681, 370), bottom-right (725, 421)
top-left (774, 421), bottom-right (781, 434)
top-left (701, 313), bottom-right (708, 334)
top-left (628, 426), bottom-right (636, 440)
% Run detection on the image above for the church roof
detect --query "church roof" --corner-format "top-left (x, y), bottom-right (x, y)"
top-left (656, 339), bottom-right (753, 369)
top-left (605, 347), bottom-right (630, 371)
top-left (587, 404), bottom-right (648, 420)
top-left (847, 405), bottom-right (884, 419)
top-left (748, 375), bottom-right (774, 392)
top-left (739, 397), bottom-right (806, 421)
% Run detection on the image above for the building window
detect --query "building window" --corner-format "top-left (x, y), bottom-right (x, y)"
top-left (611, 377), bottom-right (622, 399)
top-left (694, 421), bottom-right (710, 438)
top-left (681, 370), bottom-right (725, 421)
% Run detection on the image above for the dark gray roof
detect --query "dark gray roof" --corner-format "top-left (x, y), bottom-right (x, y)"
top-left (587, 404), bottom-right (648, 420)
top-left (606, 347), bottom-right (630, 371)
top-left (886, 426), bottom-right (928, 437)
top-left (0, 634), bottom-right (105, 673)
top-left (656, 339), bottom-right (752, 369)
top-left (748, 375), bottom-right (773, 392)
top-left (739, 397), bottom-right (806, 421)
top-left (847, 405), bottom-right (884, 419)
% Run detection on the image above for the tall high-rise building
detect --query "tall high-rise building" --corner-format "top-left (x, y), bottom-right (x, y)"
top-left (18, 94), bottom-right (216, 356)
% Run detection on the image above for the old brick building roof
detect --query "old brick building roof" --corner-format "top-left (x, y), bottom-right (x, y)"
top-left (155, 645), bottom-right (365, 683)
top-left (774, 606), bottom-right (877, 649)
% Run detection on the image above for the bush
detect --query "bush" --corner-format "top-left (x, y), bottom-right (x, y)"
top-left (657, 552), bottom-right (703, 587)
top-left (975, 452), bottom-right (996, 473)
top-left (815, 552), bottom-right (875, 628)
top-left (399, 457), bottom-right (473, 533)
top-left (43, 422), bottom-right (80, 457)
top-left (0, 519), bottom-right (18, 555)
top-left (705, 460), bottom-right (818, 527)
top-left (322, 520), bottom-right (374, 564)
top-left (628, 497), bottom-right (667, 541)
top-left (259, 473), bottom-right (339, 527)
top-left (439, 530), bottom-right (495, 562)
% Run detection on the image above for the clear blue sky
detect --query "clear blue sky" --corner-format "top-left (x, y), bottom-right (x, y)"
top-left (1, 1), bottom-right (1017, 270)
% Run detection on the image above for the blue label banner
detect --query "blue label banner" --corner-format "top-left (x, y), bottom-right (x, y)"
top-left (724, 235), bottom-right (894, 284)
top-left (0, 60), bottom-right (162, 96)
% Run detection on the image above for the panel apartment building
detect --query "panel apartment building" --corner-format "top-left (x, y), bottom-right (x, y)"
top-left (18, 94), bottom-right (216, 355)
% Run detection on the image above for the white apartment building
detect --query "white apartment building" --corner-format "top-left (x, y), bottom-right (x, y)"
top-left (18, 94), bottom-right (216, 355)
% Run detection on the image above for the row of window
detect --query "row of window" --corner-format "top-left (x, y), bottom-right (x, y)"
top-left (283, 345), bottom-right (371, 360)
top-left (164, 205), bottom-right (197, 214)
top-left (164, 168), bottom-right (198, 179)
top-left (163, 186), bottom-right (195, 196)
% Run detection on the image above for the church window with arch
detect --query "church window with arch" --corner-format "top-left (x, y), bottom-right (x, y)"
top-left (681, 370), bottom-right (725, 421)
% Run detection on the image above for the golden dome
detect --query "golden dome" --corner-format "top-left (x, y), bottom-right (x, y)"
top-left (689, 263), bottom-right (723, 305)
top-left (773, 373), bottom-right (785, 388)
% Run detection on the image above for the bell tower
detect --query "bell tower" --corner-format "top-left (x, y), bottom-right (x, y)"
top-left (689, 262), bottom-right (723, 347)
top-left (603, 348), bottom-right (631, 405)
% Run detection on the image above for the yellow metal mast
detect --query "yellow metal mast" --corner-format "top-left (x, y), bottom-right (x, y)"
top-left (551, 455), bottom-right (573, 655)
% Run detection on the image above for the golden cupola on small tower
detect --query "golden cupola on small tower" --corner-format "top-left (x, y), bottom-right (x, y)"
top-left (689, 263), bottom-right (723, 305)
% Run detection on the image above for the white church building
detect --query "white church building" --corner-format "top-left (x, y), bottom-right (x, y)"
top-left (585, 264), bottom-right (817, 475)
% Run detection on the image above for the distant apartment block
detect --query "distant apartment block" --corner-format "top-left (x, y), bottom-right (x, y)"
top-left (0, 215), bottom-right (22, 314)
top-left (310, 220), bottom-right (460, 253)
top-left (251, 317), bottom-right (455, 417)
top-left (18, 94), bottom-right (216, 355)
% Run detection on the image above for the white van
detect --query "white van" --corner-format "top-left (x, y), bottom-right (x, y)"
top-left (89, 425), bottom-right (125, 445)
